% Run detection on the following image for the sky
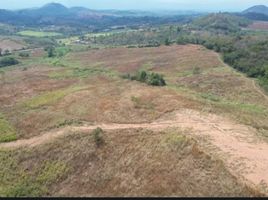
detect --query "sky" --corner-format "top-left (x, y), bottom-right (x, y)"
top-left (0, 0), bottom-right (267, 12)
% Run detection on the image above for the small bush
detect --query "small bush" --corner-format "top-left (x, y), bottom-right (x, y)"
top-left (193, 66), bottom-right (201, 75)
top-left (93, 127), bottom-right (104, 147)
top-left (19, 52), bottom-right (30, 58)
top-left (44, 46), bottom-right (56, 58)
top-left (122, 70), bottom-right (166, 86)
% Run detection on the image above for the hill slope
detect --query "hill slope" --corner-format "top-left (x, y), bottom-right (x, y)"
top-left (192, 13), bottom-right (250, 32)
top-left (243, 5), bottom-right (268, 15)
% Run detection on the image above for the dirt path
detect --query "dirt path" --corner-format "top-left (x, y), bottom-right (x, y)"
top-left (252, 79), bottom-right (268, 102)
top-left (215, 52), bottom-right (268, 102)
top-left (1, 108), bottom-right (268, 193)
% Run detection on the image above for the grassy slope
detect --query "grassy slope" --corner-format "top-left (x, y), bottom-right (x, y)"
top-left (1, 44), bottom-right (268, 138)
top-left (0, 44), bottom-right (268, 196)
top-left (0, 129), bottom-right (261, 197)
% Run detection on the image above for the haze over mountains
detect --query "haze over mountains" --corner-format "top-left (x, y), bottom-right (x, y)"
top-left (243, 5), bottom-right (268, 15)
top-left (0, 3), bottom-right (268, 27)
top-left (242, 5), bottom-right (268, 20)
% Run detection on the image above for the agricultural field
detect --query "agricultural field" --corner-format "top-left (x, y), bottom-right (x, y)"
top-left (17, 31), bottom-right (62, 38)
top-left (1, 44), bottom-right (268, 196)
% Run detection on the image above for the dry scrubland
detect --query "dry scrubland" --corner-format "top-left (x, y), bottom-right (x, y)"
top-left (0, 45), bottom-right (268, 197)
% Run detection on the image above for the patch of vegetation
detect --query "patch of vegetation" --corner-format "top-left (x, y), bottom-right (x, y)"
top-left (131, 96), bottom-right (155, 110)
top-left (200, 93), bottom-right (221, 102)
top-left (219, 101), bottom-right (267, 115)
top-left (19, 52), bottom-right (30, 58)
top-left (199, 92), bottom-right (267, 115)
top-left (49, 67), bottom-right (115, 79)
top-left (192, 13), bottom-right (250, 33)
top-left (192, 66), bottom-right (201, 75)
top-left (54, 119), bottom-right (83, 129)
top-left (163, 132), bottom-right (189, 151)
top-left (0, 113), bottom-right (17, 143)
top-left (0, 57), bottom-right (19, 68)
top-left (122, 70), bottom-right (166, 86)
top-left (55, 47), bottom-right (70, 57)
top-left (0, 150), bottom-right (68, 197)
top-left (17, 31), bottom-right (62, 38)
top-left (92, 127), bottom-right (104, 147)
top-left (23, 86), bottom-right (85, 109)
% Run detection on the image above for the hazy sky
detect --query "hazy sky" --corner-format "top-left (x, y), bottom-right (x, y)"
top-left (0, 0), bottom-right (268, 12)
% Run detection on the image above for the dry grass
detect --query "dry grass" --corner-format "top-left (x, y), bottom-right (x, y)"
top-left (0, 39), bottom-right (25, 51)
top-left (0, 129), bottom-right (260, 197)
top-left (1, 44), bottom-right (268, 196)
top-left (1, 44), bottom-right (268, 139)
top-left (248, 21), bottom-right (268, 30)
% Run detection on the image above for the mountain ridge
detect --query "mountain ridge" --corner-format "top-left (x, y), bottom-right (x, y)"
top-left (242, 5), bottom-right (268, 15)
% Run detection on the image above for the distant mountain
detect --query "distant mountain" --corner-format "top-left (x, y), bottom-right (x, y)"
top-left (0, 3), bottom-right (200, 29)
top-left (243, 5), bottom-right (268, 15)
top-left (192, 13), bottom-right (250, 32)
top-left (36, 3), bottom-right (70, 16)
top-left (241, 5), bottom-right (268, 21)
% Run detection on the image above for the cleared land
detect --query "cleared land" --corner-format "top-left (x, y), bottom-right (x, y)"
top-left (248, 21), bottom-right (268, 30)
top-left (0, 39), bottom-right (25, 51)
top-left (17, 31), bottom-right (62, 37)
top-left (1, 45), bottom-right (268, 196)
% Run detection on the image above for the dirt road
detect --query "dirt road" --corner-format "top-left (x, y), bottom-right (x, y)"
top-left (1, 108), bottom-right (268, 193)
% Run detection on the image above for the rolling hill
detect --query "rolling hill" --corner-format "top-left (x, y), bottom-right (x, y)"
top-left (242, 5), bottom-right (268, 21)
top-left (0, 3), bottom-right (196, 29)
top-left (243, 5), bottom-right (268, 15)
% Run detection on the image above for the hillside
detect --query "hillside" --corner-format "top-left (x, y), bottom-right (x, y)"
top-left (243, 5), bottom-right (268, 15)
top-left (0, 45), bottom-right (268, 196)
top-left (192, 13), bottom-right (250, 32)
top-left (1, 2), bottom-right (268, 197)
top-left (242, 5), bottom-right (268, 21)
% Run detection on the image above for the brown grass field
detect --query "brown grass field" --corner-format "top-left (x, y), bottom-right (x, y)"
top-left (0, 38), bottom-right (25, 52)
top-left (1, 44), bottom-right (268, 197)
top-left (248, 21), bottom-right (268, 30)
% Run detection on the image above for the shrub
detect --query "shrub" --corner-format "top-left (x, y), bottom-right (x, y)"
top-left (146, 72), bottom-right (166, 86)
top-left (193, 66), bottom-right (201, 75)
top-left (93, 127), bottom-right (104, 147)
top-left (44, 46), bottom-right (56, 58)
top-left (165, 38), bottom-right (171, 46)
top-left (0, 57), bottom-right (19, 68)
top-left (122, 70), bottom-right (166, 86)
top-left (19, 52), bottom-right (30, 58)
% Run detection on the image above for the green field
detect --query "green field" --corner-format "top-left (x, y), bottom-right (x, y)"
top-left (17, 31), bottom-right (62, 38)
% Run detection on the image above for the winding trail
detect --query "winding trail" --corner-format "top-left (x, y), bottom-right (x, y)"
top-left (215, 52), bottom-right (268, 102)
top-left (1, 109), bottom-right (268, 193)
top-left (252, 79), bottom-right (268, 102)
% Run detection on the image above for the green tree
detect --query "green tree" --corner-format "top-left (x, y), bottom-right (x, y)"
top-left (165, 38), bottom-right (171, 46)
top-left (0, 57), bottom-right (19, 68)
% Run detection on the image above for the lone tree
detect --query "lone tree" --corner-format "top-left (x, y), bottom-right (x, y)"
top-left (165, 38), bottom-right (171, 46)
top-left (45, 46), bottom-right (56, 58)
